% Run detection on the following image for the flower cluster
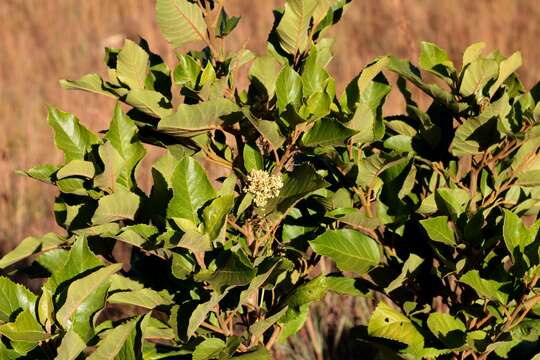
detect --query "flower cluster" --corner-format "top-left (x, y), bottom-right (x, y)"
top-left (244, 169), bottom-right (283, 208)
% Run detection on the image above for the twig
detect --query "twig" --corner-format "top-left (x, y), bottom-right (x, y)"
top-left (201, 321), bottom-right (226, 335)
top-left (273, 127), bottom-right (301, 174)
top-left (345, 222), bottom-right (380, 242)
top-left (265, 325), bottom-right (282, 350)
top-left (508, 292), bottom-right (540, 331)
top-left (227, 217), bottom-right (249, 238)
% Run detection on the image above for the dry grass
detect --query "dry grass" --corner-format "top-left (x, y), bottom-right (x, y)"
top-left (1, 1), bottom-right (540, 358)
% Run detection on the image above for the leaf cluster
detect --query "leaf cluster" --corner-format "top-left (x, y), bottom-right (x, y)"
top-left (2, 1), bottom-right (540, 359)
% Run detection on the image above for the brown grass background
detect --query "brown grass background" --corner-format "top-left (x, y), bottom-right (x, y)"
top-left (1, 1), bottom-right (540, 358)
top-left (1, 0), bottom-right (540, 251)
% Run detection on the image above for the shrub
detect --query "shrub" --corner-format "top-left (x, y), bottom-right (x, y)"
top-left (1, 1), bottom-right (540, 359)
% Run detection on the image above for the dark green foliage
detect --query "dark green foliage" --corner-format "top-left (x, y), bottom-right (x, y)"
top-left (1, 1), bottom-right (540, 359)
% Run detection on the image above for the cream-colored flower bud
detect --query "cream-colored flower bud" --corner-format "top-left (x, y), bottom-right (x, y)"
top-left (243, 169), bottom-right (283, 208)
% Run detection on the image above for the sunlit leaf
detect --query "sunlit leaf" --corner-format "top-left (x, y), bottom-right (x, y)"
top-left (156, 0), bottom-right (208, 48)
top-left (310, 229), bottom-right (380, 275)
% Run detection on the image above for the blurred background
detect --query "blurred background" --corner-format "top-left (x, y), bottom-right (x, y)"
top-left (1, 1), bottom-right (540, 357)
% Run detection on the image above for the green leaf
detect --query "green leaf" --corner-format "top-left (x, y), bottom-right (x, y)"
top-left (108, 289), bottom-right (172, 309)
top-left (310, 229), bottom-right (380, 275)
top-left (203, 195), bottom-right (234, 240)
top-left (249, 307), bottom-right (289, 340)
top-left (155, 0), bottom-right (208, 48)
top-left (238, 261), bottom-right (283, 308)
top-left (173, 54), bottom-right (201, 87)
top-left (57, 160), bottom-right (95, 179)
top-left (419, 41), bottom-right (455, 81)
top-left (385, 254), bottom-right (424, 293)
top-left (57, 264), bottom-right (122, 331)
top-left (92, 189), bottom-right (140, 225)
top-left (383, 135), bottom-right (413, 153)
top-left (325, 276), bottom-right (369, 296)
top-left (47, 107), bottom-right (100, 162)
top-left (87, 318), bottom-right (139, 360)
top-left (450, 94), bottom-right (511, 156)
top-left (312, 0), bottom-right (342, 25)
top-left (57, 288), bottom-right (111, 343)
top-left (387, 57), bottom-right (459, 113)
top-left (109, 274), bottom-right (145, 292)
top-left (435, 188), bottom-right (470, 221)
top-left (243, 108), bottom-right (286, 151)
top-left (312, 0), bottom-right (351, 36)
top-left (158, 98), bottom-right (239, 138)
top-left (462, 42), bottom-right (486, 67)
top-left (199, 62), bottom-right (216, 86)
top-left (0, 342), bottom-right (22, 360)
top-left (48, 237), bottom-right (102, 293)
top-left (104, 104), bottom-right (146, 168)
top-left (55, 329), bottom-right (87, 360)
top-left (0, 236), bottom-right (42, 269)
top-left (286, 275), bottom-right (328, 308)
top-left (57, 178), bottom-right (87, 196)
top-left (278, 305), bottom-right (310, 343)
top-left (265, 164), bottom-right (328, 217)
top-left (60, 73), bottom-right (115, 98)
top-left (459, 58), bottom-right (498, 97)
top-left (419, 216), bottom-right (456, 246)
top-left (192, 338), bottom-right (225, 360)
top-left (125, 89), bottom-right (173, 118)
top-left (503, 209), bottom-right (527, 258)
top-left (216, 9), bottom-right (240, 38)
top-left (74, 224), bottom-right (121, 239)
top-left (38, 286), bottom-right (54, 334)
top-left (0, 277), bottom-right (36, 323)
top-left (302, 50), bottom-right (330, 97)
top-left (357, 57), bottom-right (389, 98)
top-left (151, 149), bottom-right (181, 187)
top-left (18, 163), bottom-right (60, 184)
top-left (198, 252), bottom-right (256, 292)
top-left (95, 104), bottom-right (146, 191)
top-left (117, 39), bottom-right (149, 90)
top-left (460, 270), bottom-right (509, 304)
top-left (304, 91), bottom-right (332, 119)
top-left (386, 120), bottom-right (417, 137)
top-left (421, 348), bottom-right (454, 359)
top-left (516, 170), bottom-right (540, 187)
top-left (276, 66), bottom-right (302, 112)
top-left (174, 229), bottom-right (212, 253)
top-left (427, 312), bottom-right (466, 349)
top-left (368, 302), bottom-right (424, 352)
top-left (140, 315), bottom-right (175, 342)
top-left (489, 51), bottom-right (522, 97)
top-left (249, 55), bottom-right (281, 98)
top-left (167, 157), bottom-right (216, 224)
top-left (243, 144), bottom-right (263, 172)
top-left (302, 118), bottom-right (357, 147)
top-left (187, 291), bottom-right (227, 338)
top-left (276, 0), bottom-right (318, 54)
top-left (142, 343), bottom-right (186, 359)
top-left (0, 308), bottom-right (49, 343)
top-left (450, 118), bottom-right (493, 156)
top-left (171, 252), bottom-right (195, 280)
top-left (348, 80), bottom-right (391, 143)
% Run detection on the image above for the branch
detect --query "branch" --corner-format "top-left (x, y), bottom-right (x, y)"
top-left (227, 217), bottom-right (249, 238)
top-left (201, 321), bottom-right (226, 335)
top-left (265, 324), bottom-right (282, 350)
